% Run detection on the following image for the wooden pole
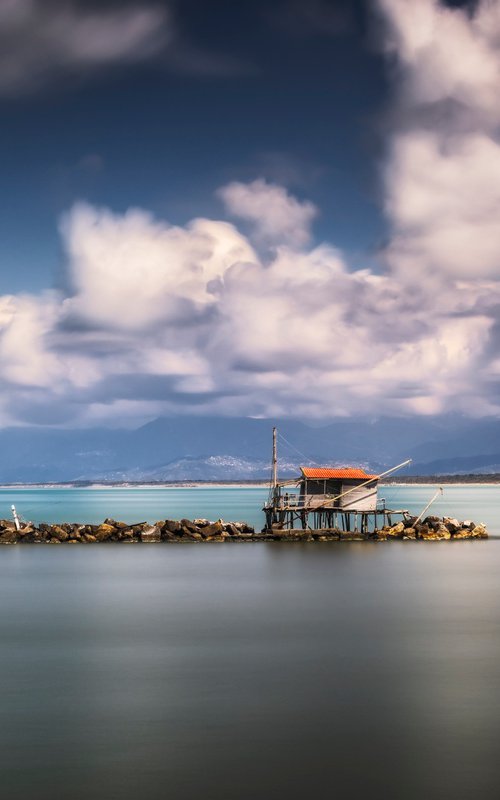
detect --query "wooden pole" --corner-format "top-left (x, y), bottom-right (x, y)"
top-left (414, 487), bottom-right (443, 525)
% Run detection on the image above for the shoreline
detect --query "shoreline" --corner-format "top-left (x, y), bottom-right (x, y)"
top-left (0, 482), bottom-right (271, 490)
top-left (0, 480), bottom-right (499, 490)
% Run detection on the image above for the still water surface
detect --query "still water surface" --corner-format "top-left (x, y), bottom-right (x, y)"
top-left (1, 483), bottom-right (499, 532)
top-left (1, 486), bottom-right (500, 799)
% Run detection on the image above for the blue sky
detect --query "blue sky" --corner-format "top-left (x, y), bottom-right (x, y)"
top-left (0, 0), bottom-right (499, 427)
top-left (1, 0), bottom-right (387, 293)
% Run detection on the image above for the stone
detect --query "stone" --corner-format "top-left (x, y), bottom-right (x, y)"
top-left (83, 533), bottom-right (97, 543)
top-left (94, 523), bottom-right (116, 542)
top-left (470, 524), bottom-right (488, 539)
top-left (240, 523), bottom-right (255, 533)
top-left (386, 522), bottom-right (405, 539)
top-left (140, 525), bottom-right (161, 543)
top-left (453, 528), bottom-right (473, 539)
top-left (180, 527), bottom-right (203, 540)
top-left (199, 521), bottom-right (223, 538)
top-left (444, 517), bottom-right (460, 533)
top-left (50, 525), bottom-right (69, 542)
top-left (0, 530), bottom-right (19, 543)
top-left (224, 523), bottom-right (240, 536)
top-left (420, 524), bottom-right (450, 540)
top-left (18, 526), bottom-right (35, 536)
top-left (403, 527), bottom-right (417, 540)
top-left (180, 518), bottom-right (200, 533)
top-left (163, 519), bottom-right (182, 534)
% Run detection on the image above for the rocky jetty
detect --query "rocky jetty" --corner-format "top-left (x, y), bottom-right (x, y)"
top-left (0, 515), bottom-right (488, 544)
top-left (265, 515), bottom-right (488, 541)
top-left (0, 517), bottom-right (256, 544)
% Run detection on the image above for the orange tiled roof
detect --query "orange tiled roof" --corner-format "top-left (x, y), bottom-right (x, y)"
top-left (300, 467), bottom-right (379, 480)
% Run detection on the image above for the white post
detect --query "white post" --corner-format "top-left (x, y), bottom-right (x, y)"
top-left (11, 504), bottom-right (21, 531)
top-left (272, 427), bottom-right (278, 490)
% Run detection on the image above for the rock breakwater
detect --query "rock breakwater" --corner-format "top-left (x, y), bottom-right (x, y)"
top-left (0, 514), bottom-right (488, 543)
top-left (0, 517), bottom-right (256, 544)
top-left (267, 515), bottom-right (488, 541)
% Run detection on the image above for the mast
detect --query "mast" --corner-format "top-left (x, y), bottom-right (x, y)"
top-left (272, 426), bottom-right (278, 489)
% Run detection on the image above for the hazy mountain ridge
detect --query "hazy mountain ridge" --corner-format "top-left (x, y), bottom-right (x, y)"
top-left (0, 415), bottom-right (499, 482)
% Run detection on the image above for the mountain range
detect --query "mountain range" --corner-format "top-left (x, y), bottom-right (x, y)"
top-left (0, 415), bottom-right (499, 482)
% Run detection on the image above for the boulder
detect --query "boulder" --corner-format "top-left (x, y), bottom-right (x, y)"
top-left (181, 527), bottom-right (203, 540)
top-left (223, 523), bottom-right (241, 536)
top-left (470, 523), bottom-right (488, 539)
top-left (94, 523), bottom-right (116, 542)
top-left (199, 521), bottom-right (223, 538)
top-left (140, 525), bottom-right (162, 543)
top-left (18, 525), bottom-right (35, 536)
top-left (163, 519), bottom-right (182, 534)
top-left (403, 527), bottom-right (417, 540)
top-left (419, 523), bottom-right (450, 541)
top-left (239, 522), bottom-right (255, 533)
top-left (453, 528), bottom-right (473, 539)
top-left (0, 529), bottom-right (19, 544)
top-left (0, 519), bottom-right (17, 531)
top-left (50, 525), bottom-right (69, 542)
top-left (444, 517), bottom-right (460, 533)
top-left (386, 522), bottom-right (405, 539)
top-left (160, 527), bottom-right (178, 541)
top-left (180, 518), bottom-right (200, 533)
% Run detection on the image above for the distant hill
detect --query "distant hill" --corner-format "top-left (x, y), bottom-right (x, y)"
top-left (0, 414), bottom-right (499, 482)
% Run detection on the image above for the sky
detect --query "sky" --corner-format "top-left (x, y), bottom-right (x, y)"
top-left (0, 0), bottom-right (499, 427)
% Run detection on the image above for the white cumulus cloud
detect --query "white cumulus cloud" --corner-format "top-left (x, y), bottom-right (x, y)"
top-left (218, 179), bottom-right (318, 248)
top-left (0, 0), bottom-right (499, 426)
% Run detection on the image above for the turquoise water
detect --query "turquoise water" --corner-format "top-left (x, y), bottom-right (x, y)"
top-left (1, 484), bottom-right (499, 532)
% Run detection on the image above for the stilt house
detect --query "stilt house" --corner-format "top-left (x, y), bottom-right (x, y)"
top-left (298, 467), bottom-right (379, 510)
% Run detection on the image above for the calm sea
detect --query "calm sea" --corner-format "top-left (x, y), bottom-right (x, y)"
top-left (1, 485), bottom-right (500, 800)
top-left (1, 483), bottom-right (499, 532)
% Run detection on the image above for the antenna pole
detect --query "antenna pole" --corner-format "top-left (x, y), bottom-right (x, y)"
top-left (272, 427), bottom-right (278, 489)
